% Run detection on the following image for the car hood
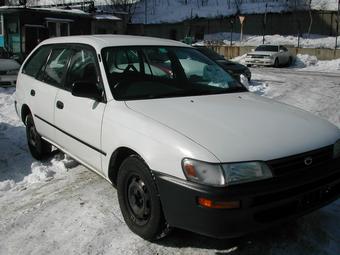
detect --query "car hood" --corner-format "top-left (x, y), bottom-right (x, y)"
top-left (125, 93), bottom-right (339, 162)
top-left (217, 60), bottom-right (247, 71)
top-left (0, 59), bottom-right (20, 71)
top-left (247, 51), bottom-right (276, 56)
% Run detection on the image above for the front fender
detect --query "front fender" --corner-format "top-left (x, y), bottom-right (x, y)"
top-left (101, 101), bottom-right (220, 179)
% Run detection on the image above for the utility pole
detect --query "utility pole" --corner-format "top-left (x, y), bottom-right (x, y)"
top-left (335, 0), bottom-right (340, 50)
top-left (230, 18), bottom-right (234, 46)
top-left (145, 0), bottom-right (148, 24)
top-left (262, 3), bottom-right (267, 44)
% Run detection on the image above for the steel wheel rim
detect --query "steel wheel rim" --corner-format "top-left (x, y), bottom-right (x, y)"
top-left (126, 175), bottom-right (151, 226)
top-left (28, 125), bottom-right (38, 148)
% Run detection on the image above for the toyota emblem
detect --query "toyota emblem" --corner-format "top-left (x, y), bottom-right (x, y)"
top-left (304, 156), bottom-right (313, 166)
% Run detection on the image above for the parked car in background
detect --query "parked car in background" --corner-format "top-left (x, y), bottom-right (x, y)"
top-left (194, 46), bottom-right (251, 81)
top-left (245, 45), bottom-right (294, 67)
top-left (15, 35), bottom-right (340, 241)
top-left (0, 52), bottom-right (20, 87)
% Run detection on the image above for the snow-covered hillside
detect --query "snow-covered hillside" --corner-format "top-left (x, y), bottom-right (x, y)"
top-left (132, 0), bottom-right (308, 24)
top-left (132, 0), bottom-right (340, 24)
top-left (17, 0), bottom-right (340, 25)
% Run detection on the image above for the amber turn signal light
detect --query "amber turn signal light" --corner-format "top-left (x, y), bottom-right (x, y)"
top-left (197, 197), bottom-right (240, 209)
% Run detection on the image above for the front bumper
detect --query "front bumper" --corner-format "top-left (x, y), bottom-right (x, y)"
top-left (0, 75), bottom-right (17, 87)
top-left (245, 58), bottom-right (274, 66)
top-left (154, 157), bottom-right (340, 238)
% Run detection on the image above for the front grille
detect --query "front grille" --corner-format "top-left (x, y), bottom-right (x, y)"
top-left (252, 170), bottom-right (340, 207)
top-left (249, 55), bottom-right (267, 59)
top-left (267, 146), bottom-right (333, 177)
top-left (0, 81), bottom-right (12, 86)
top-left (254, 181), bottom-right (340, 223)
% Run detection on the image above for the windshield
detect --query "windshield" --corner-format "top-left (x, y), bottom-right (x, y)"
top-left (102, 46), bottom-right (246, 100)
top-left (255, 45), bottom-right (278, 52)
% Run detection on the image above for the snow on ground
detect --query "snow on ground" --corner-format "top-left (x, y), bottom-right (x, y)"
top-left (204, 33), bottom-right (340, 49)
top-left (0, 67), bottom-right (340, 254)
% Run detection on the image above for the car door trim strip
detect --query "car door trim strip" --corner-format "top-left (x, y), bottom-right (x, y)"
top-left (34, 114), bottom-right (107, 156)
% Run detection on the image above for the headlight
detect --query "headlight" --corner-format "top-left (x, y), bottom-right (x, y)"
top-left (334, 139), bottom-right (340, 158)
top-left (182, 158), bottom-right (272, 186)
top-left (222, 162), bottom-right (272, 185)
top-left (182, 158), bottom-right (225, 186)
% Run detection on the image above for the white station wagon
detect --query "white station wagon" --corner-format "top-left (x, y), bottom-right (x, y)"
top-left (15, 35), bottom-right (340, 240)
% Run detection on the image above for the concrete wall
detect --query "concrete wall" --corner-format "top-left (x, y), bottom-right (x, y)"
top-left (211, 45), bottom-right (340, 61)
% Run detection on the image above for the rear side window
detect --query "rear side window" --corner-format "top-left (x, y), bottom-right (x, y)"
top-left (65, 48), bottom-right (99, 90)
top-left (42, 48), bottom-right (73, 87)
top-left (22, 45), bottom-right (52, 77)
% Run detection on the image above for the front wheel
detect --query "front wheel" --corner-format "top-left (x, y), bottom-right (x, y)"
top-left (274, 58), bottom-right (280, 68)
top-left (287, 57), bottom-right (293, 66)
top-left (117, 156), bottom-right (169, 241)
top-left (25, 114), bottom-right (52, 160)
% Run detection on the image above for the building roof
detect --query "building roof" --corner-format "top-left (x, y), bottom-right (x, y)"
top-left (93, 14), bottom-right (121, 21)
top-left (0, 6), bottom-right (90, 16)
top-left (40, 35), bottom-right (190, 51)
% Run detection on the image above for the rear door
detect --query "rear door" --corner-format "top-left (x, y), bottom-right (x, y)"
top-left (54, 45), bottom-right (106, 172)
top-left (20, 45), bottom-right (72, 142)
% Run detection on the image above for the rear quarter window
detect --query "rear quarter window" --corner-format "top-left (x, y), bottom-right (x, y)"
top-left (22, 45), bottom-right (52, 78)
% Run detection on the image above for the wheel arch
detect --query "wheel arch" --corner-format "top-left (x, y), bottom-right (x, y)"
top-left (21, 104), bottom-right (31, 124)
top-left (108, 146), bottom-right (143, 186)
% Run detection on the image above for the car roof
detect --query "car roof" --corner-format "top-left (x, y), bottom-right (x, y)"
top-left (40, 35), bottom-right (191, 51)
top-left (257, 44), bottom-right (280, 47)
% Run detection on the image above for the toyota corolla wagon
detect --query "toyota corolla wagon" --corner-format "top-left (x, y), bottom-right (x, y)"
top-left (15, 35), bottom-right (340, 240)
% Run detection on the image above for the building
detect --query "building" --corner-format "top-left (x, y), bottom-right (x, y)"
top-left (0, 6), bottom-right (123, 61)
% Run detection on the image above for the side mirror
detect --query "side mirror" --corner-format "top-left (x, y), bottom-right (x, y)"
top-left (71, 81), bottom-right (102, 101)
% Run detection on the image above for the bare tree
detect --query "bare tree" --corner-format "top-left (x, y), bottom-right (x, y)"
top-left (105, 0), bottom-right (138, 23)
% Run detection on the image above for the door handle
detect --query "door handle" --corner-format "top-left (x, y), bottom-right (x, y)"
top-left (30, 89), bottom-right (35, 96)
top-left (56, 101), bottom-right (64, 109)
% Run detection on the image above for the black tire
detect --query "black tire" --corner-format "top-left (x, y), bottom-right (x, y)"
top-left (25, 114), bottom-right (52, 160)
top-left (117, 155), bottom-right (169, 241)
top-left (287, 57), bottom-right (293, 67)
top-left (274, 58), bottom-right (280, 68)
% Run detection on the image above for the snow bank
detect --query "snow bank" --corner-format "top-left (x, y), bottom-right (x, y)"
top-left (0, 148), bottom-right (77, 194)
top-left (204, 33), bottom-right (340, 49)
top-left (0, 87), bottom-right (78, 194)
top-left (297, 55), bottom-right (340, 72)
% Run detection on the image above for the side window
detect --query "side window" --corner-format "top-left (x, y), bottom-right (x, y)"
top-left (42, 48), bottom-right (73, 87)
top-left (105, 48), bottom-right (141, 74)
top-left (22, 45), bottom-right (52, 77)
top-left (65, 48), bottom-right (99, 90)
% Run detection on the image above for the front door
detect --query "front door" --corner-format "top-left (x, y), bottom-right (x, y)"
top-left (54, 46), bottom-right (106, 172)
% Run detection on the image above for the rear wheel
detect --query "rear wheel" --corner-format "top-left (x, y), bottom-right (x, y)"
top-left (274, 58), bottom-right (280, 68)
top-left (117, 156), bottom-right (169, 241)
top-left (25, 114), bottom-right (52, 160)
